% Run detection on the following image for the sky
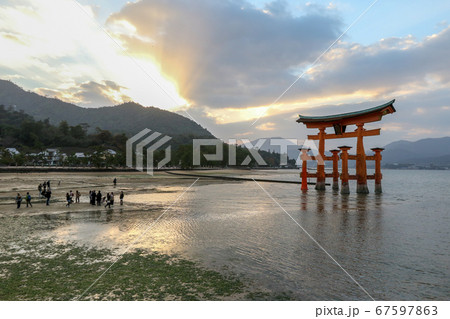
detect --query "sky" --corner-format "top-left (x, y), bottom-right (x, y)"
top-left (1, 0), bottom-right (450, 148)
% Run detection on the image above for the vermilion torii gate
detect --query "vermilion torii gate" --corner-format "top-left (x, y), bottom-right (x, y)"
top-left (297, 100), bottom-right (396, 194)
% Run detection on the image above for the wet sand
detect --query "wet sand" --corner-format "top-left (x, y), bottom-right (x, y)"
top-left (0, 170), bottom-right (268, 300)
top-left (0, 169), bottom-right (266, 217)
top-left (2, 169), bottom-right (449, 300)
top-left (0, 171), bottom-right (203, 217)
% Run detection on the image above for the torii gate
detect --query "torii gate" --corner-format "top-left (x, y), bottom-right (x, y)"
top-left (296, 100), bottom-right (396, 194)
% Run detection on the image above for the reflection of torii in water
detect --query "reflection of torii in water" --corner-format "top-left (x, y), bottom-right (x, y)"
top-left (297, 100), bottom-right (396, 194)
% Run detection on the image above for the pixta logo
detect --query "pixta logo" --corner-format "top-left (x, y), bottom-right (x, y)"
top-left (126, 129), bottom-right (172, 175)
top-left (193, 138), bottom-right (322, 166)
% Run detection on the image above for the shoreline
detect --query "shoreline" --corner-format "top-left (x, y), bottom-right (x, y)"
top-left (0, 166), bottom-right (176, 173)
top-left (1, 166), bottom-right (448, 174)
top-left (0, 166), bottom-right (299, 173)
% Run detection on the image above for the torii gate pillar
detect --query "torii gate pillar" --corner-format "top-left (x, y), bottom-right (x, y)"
top-left (316, 128), bottom-right (326, 191)
top-left (356, 123), bottom-right (369, 194)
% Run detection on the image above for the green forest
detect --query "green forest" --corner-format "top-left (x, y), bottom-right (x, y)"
top-left (0, 105), bottom-right (292, 168)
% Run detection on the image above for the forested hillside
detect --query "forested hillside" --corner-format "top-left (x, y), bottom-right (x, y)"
top-left (0, 79), bottom-right (213, 140)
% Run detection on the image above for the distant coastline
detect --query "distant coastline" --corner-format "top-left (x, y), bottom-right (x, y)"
top-left (0, 165), bottom-right (448, 173)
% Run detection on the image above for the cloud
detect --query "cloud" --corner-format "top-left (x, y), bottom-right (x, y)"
top-left (0, 0), bottom-right (186, 109)
top-left (184, 23), bottom-right (450, 146)
top-left (183, 83), bottom-right (450, 149)
top-left (284, 26), bottom-right (450, 108)
top-left (1, 0), bottom-right (450, 145)
top-left (256, 122), bottom-right (277, 131)
top-left (264, 0), bottom-right (290, 17)
top-left (107, 0), bottom-right (450, 142)
top-left (35, 80), bottom-right (132, 107)
top-left (106, 0), bottom-right (343, 108)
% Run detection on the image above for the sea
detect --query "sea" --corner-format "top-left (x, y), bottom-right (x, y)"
top-left (48, 169), bottom-right (450, 300)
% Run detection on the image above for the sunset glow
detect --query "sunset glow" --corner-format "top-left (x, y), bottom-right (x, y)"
top-left (1, 0), bottom-right (450, 143)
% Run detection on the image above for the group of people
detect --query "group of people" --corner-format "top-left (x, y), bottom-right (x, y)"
top-left (15, 178), bottom-right (124, 209)
top-left (15, 192), bottom-right (32, 209)
top-left (65, 190), bottom-right (81, 207)
top-left (87, 190), bottom-right (124, 208)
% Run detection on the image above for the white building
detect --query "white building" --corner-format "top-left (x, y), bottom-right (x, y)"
top-left (43, 148), bottom-right (61, 166)
top-left (5, 147), bottom-right (20, 155)
top-left (105, 149), bottom-right (117, 155)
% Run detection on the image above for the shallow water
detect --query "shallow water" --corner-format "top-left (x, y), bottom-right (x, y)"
top-left (2, 169), bottom-right (450, 300)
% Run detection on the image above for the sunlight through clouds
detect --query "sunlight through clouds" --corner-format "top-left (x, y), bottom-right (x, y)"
top-left (1, 0), bottom-right (450, 144)
top-left (0, 0), bottom-right (186, 109)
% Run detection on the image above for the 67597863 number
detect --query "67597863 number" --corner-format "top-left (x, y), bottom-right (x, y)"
top-left (375, 306), bottom-right (438, 316)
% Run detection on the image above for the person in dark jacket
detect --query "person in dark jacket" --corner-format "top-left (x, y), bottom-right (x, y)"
top-left (96, 191), bottom-right (102, 206)
top-left (16, 193), bottom-right (22, 209)
top-left (91, 190), bottom-right (97, 205)
top-left (66, 193), bottom-right (72, 207)
top-left (45, 189), bottom-right (51, 206)
top-left (119, 191), bottom-right (124, 205)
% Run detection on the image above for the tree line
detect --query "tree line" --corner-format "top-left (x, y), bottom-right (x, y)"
top-left (0, 105), bottom-right (294, 168)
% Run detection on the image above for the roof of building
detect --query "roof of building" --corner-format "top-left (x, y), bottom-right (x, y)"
top-left (5, 147), bottom-right (20, 154)
top-left (297, 99), bottom-right (396, 124)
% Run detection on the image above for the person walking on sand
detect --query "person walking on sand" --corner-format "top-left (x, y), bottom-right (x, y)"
top-left (91, 190), bottom-right (97, 205)
top-left (96, 190), bottom-right (102, 206)
top-left (119, 191), bottom-right (124, 205)
top-left (26, 192), bottom-right (32, 208)
top-left (66, 193), bottom-right (72, 207)
top-left (38, 184), bottom-right (42, 198)
top-left (45, 189), bottom-right (51, 206)
top-left (15, 193), bottom-right (22, 209)
top-left (105, 193), bottom-right (111, 208)
top-left (113, 178), bottom-right (117, 187)
top-left (75, 190), bottom-right (80, 203)
top-left (110, 192), bottom-right (115, 206)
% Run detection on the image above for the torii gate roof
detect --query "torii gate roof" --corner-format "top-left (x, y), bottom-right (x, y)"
top-left (297, 99), bottom-right (396, 128)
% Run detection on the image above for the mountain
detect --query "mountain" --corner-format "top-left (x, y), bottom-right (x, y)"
top-left (0, 80), bottom-right (213, 141)
top-left (249, 136), bottom-right (450, 168)
top-left (382, 137), bottom-right (450, 166)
